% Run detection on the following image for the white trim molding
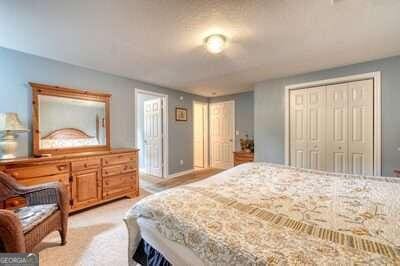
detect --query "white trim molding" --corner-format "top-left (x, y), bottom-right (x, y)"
top-left (284, 72), bottom-right (381, 176)
top-left (134, 88), bottom-right (169, 178)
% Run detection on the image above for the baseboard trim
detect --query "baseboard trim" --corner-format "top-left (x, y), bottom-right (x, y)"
top-left (167, 168), bottom-right (195, 178)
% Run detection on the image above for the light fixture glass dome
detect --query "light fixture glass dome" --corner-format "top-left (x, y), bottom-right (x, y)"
top-left (205, 34), bottom-right (226, 54)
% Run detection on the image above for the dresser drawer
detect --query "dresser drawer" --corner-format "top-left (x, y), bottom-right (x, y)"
top-left (103, 173), bottom-right (136, 191)
top-left (5, 163), bottom-right (69, 180)
top-left (19, 173), bottom-right (69, 187)
top-left (103, 186), bottom-right (137, 200)
top-left (102, 163), bottom-right (136, 177)
top-left (102, 153), bottom-right (136, 166)
top-left (71, 158), bottom-right (101, 172)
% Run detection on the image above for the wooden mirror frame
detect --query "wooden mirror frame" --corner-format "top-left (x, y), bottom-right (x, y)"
top-left (30, 82), bottom-right (111, 156)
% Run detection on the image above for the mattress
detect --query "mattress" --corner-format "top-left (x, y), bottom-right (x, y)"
top-left (125, 163), bottom-right (400, 265)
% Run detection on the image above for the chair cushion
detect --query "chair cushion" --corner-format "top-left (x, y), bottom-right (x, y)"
top-left (14, 204), bottom-right (58, 233)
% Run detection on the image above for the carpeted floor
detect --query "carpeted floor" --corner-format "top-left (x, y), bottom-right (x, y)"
top-left (35, 189), bottom-right (150, 266)
top-left (35, 168), bottom-right (221, 266)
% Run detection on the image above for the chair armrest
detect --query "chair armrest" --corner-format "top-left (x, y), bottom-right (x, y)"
top-left (0, 209), bottom-right (25, 252)
top-left (1, 171), bottom-right (69, 212)
top-left (22, 182), bottom-right (69, 213)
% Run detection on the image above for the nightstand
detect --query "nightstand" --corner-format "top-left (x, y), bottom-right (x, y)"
top-left (233, 151), bottom-right (254, 166)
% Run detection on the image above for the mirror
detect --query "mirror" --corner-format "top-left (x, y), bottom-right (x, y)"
top-left (39, 95), bottom-right (106, 150)
top-left (31, 83), bottom-right (111, 155)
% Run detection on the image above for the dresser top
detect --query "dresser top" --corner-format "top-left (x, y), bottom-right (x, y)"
top-left (0, 148), bottom-right (139, 165)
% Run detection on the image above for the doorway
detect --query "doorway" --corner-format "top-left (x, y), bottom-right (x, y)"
top-left (135, 89), bottom-right (168, 178)
top-left (193, 101), bottom-right (209, 169)
top-left (210, 101), bottom-right (235, 169)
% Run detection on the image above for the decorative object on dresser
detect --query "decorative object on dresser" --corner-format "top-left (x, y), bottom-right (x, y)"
top-left (0, 113), bottom-right (29, 159)
top-left (394, 169), bottom-right (400, 177)
top-left (0, 148), bottom-right (139, 212)
top-left (239, 134), bottom-right (254, 153)
top-left (233, 151), bottom-right (254, 166)
top-left (0, 171), bottom-right (68, 252)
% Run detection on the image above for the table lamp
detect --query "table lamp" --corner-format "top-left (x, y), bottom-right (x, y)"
top-left (0, 113), bottom-right (29, 159)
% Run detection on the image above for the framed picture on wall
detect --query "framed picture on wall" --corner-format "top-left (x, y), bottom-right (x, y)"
top-left (175, 107), bottom-right (187, 121)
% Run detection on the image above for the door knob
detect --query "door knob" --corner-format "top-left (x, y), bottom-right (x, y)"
top-left (338, 146), bottom-right (342, 150)
top-left (229, 139), bottom-right (233, 142)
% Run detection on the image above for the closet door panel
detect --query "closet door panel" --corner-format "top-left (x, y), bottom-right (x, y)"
top-left (326, 83), bottom-right (348, 173)
top-left (308, 86), bottom-right (326, 170)
top-left (348, 79), bottom-right (373, 175)
top-left (290, 90), bottom-right (308, 168)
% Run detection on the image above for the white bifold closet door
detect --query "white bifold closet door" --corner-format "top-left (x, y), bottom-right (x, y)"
top-left (290, 86), bottom-right (326, 170)
top-left (290, 79), bottom-right (373, 175)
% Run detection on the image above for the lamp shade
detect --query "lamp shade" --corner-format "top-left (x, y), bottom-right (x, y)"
top-left (0, 113), bottom-right (28, 133)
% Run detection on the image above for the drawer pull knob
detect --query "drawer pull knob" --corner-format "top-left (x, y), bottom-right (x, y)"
top-left (58, 165), bottom-right (68, 171)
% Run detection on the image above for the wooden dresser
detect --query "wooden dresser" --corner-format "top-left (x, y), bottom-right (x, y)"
top-left (0, 148), bottom-right (139, 212)
top-left (233, 151), bottom-right (254, 166)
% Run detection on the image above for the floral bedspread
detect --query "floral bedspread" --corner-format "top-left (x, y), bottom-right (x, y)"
top-left (126, 163), bottom-right (400, 265)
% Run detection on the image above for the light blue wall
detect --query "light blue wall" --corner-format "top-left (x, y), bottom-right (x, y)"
top-left (254, 55), bottom-right (400, 176)
top-left (0, 47), bottom-right (207, 175)
top-left (209, 91), bottom-right (254, 150)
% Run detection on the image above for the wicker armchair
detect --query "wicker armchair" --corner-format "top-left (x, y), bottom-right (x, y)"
top-left (0, 171), bottom-right (69, 252)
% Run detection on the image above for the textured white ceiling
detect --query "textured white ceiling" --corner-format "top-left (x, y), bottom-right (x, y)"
top-left (1, 0), bottom-right (400, 97)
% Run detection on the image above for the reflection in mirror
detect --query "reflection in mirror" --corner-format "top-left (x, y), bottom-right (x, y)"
top-left (39, 95), bottom-right (106, 150)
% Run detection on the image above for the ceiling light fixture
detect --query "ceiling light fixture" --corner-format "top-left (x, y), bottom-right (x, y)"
top-left (205, 34), bottom-right (226, 54)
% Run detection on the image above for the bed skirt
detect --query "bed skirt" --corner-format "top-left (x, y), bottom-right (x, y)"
top-left (133, 239), bottom-right (171, 266)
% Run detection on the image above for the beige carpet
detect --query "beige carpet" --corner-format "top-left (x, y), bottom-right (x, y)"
top-left (34, 189), bottom-right (150, 266)
top-left (35, 168), bottom-right (221, 266)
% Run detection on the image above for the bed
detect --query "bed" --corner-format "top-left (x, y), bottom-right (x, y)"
top-left (124, 163), bottom-right (400, 265)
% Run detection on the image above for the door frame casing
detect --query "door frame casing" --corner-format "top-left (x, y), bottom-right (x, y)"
top-left (284, 72), bottom-right (381, 176)
top-left (209, 100), bottom-right (235, 169)
top-left (134, 88), bottom-right (169, 178)
top-left (193, 101), bottom-right (209, 168)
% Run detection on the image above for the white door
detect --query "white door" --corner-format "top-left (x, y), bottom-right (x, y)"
top-left (143, 98), bottom-right (163, 177)
top-left (210, 101), bottom-right (234, 169)
top-left (326, 83), bottom-right (349, 173)
top-left (347, 79), bottom-right (374, 175)
top-left (290, 89), bottom-right (309, 168)
top-left (308, 86), bottom-right (326, 170)
top-left (193, 102), bottom-right (206, 168)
